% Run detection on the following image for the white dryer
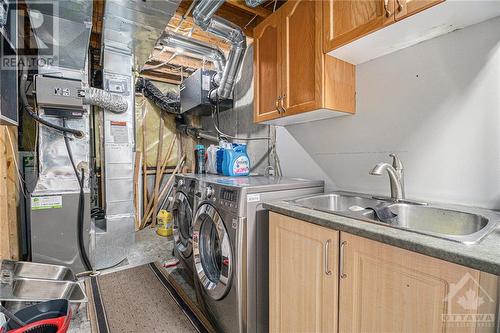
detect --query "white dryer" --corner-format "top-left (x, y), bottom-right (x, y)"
top-left (192, 176), bottom-right (324, 333)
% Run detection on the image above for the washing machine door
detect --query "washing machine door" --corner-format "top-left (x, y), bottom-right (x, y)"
top-left (172, 191), bottom-right (193, 258)
top-left (193, 203), bottom-right (233, 301)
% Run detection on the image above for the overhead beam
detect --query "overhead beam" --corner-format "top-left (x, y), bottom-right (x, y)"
top-left (225, 0), bottom-right (272, 18)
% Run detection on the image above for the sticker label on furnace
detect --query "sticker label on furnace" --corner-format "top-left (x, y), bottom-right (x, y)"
top-left (31, 196), bottom-right (63, 210)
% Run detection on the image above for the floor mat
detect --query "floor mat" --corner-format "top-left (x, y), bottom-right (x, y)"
top-left (85, 262), bottom-right (215, 333)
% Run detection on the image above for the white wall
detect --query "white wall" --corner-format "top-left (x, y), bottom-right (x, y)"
top-left (277, 16), bottom-right (500, 210)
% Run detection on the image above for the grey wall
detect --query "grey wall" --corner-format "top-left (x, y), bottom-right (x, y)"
top-left (201, 44), bottom-right (273, 175)
top-left (277, 17), bottom-right (500, 210)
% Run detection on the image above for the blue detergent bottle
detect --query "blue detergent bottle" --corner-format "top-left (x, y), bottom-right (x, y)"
top-left (223, 144), bottom-right (250, 176)
top-left (217, 141), bottom-right (230, 175)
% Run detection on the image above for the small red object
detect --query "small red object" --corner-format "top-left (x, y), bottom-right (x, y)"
top-left (163, 258), bottom-right (180, 268)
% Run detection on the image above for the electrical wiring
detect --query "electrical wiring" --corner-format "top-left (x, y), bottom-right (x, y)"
top-left (5, 128), bottom-right (27, 199)
top-left (211, 96), bottom-right (271, 141)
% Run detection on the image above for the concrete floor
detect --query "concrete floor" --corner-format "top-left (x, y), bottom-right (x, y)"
top-left (68, 227), bottom-right (194, 333)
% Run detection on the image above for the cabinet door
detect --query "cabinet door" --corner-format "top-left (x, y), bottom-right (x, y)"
top-left (269, 212), bottom-right (339, 333)
top-left (339, 233), bottom-right (496, 333)
top-left (323, 0), bottom-right (395, 52)
top-left (395, 0), bottom-right (444, 21)
top-left (281, 0), bottom-right (322, 116)
top-left (254, 12), bottom-right (282, 123)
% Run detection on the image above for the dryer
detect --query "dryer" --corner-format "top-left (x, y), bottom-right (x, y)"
top-left (192, 176), bottom-right (324, 333)
top-left (171, 174), bottom-right (198, 284)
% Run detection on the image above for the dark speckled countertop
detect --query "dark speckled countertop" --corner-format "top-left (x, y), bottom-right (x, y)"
top-left (263, 200), bottom-right (500, 276)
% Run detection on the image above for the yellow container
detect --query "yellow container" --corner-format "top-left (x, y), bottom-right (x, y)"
top-left (156, 210), bottom-right (173, 237)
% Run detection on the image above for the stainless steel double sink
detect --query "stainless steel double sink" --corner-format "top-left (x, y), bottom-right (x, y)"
top-left (0, 260), bottom-right (87, 311)
top-left (288, 192), bottom-right (498, 244)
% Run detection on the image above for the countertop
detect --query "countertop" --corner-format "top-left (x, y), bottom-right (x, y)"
top-left (263, 200), bottom-right (500, 276)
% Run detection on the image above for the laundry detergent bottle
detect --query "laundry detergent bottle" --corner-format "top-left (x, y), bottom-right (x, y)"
top-left (223, 144), bottom-right (250, 176)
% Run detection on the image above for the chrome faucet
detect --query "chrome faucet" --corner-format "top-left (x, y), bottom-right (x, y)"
top-left (370, 154), bottom-right (405, 201)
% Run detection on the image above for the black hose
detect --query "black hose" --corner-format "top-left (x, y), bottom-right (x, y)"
top-left (63, 119), bottom-right (92, 271)
top-left (24, 105), bottom-right (84, 137)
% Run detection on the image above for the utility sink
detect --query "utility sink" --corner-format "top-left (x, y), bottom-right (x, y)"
top-left (0, 260), bottom-right (87, 312)
top-left (289, 192), bottom-right (498, 244)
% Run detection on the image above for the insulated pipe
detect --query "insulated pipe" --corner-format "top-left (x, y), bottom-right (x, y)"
top-left (161, 31), bottom-right (227, 73)
top-left (191, 0), bottom-right (225, 30)
top-left (205, 16), bottom-right (247, 99)
top-left (192, 0), bottom-right (247, 99)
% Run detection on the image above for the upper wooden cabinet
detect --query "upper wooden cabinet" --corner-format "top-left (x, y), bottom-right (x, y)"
top-left (395, 0), bottom-right (444, 21)
top-left (324, 0), bottom-right (443, 53)
top-left (254, 13), bottom-right (282, 123)
top-left (253, 0), bottom-right (355, 125)
top-left (323, 0), bottom-right (395, 51)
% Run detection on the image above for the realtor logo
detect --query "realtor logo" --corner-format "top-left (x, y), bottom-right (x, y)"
top-left (443, 272), bottom-right (496, 327)
top-left (1, 1), bottom-right (58, 70)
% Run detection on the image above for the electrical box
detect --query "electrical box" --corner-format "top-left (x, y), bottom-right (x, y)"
top-left (180, 68), bottom-right (233, 116)
top-left (35, 76), bottom-right (85, 118)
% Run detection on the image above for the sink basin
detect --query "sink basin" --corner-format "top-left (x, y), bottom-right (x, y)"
top-left (384, 204), bottom-right (489, 236)
top-left (292, 193), bottom-right (385, 212)
top-left (12, 279), bottom-right (77, 300)
top-left (288, 192), bottom-right (498, 244)
top-left (8, 261), bottom-right (76, 281)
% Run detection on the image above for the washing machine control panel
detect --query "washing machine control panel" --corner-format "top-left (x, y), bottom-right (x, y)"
top-left (219, 188), bottom-right (239, 211)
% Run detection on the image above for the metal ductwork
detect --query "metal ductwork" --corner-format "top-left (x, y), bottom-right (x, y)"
top-left (160, 31), bottom-right (227, 75)
top-left (192, 0), bottom-right (247, 100)
top-left (26, 0), bottom-right (92, 72)
top-left (245, 0), bottom-right (267, 8)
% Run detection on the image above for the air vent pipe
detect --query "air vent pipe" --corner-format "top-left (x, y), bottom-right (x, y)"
top-left (161, 31), bottom-right (227, 76)
top-left (192, 0), bottom-right (247, 99)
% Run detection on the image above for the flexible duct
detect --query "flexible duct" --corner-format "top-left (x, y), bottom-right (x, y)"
top-left (161, 31), bottom-right (226, 76)
top-left (192, 0), bottom-right (247, 99)
top-left (83, 87), bottom-right (128, 113)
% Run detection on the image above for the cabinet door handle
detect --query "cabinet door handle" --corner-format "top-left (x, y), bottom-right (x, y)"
top-left (396, 0), bottom-right (403, 11)
top-left (340, 241), bottom-right (347, 279)
top-left (384, 0), bottom-right (392, 17)
top-left (280, 94), bottom-right (286, 113)
top-left (324, 239), bottom-right (332, 276)
top-left (276, 96), bottom-right (281, 113)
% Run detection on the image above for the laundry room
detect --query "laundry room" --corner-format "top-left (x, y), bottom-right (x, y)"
top-left (0, 0), bottom-right (499, 332)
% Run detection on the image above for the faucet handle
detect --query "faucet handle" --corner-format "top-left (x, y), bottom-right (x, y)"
top-left (389, 153), bottom-right (403, 171)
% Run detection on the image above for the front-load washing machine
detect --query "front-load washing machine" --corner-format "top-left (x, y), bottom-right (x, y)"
top-left (171, 174), bottom-right (198, 285)
top-left (192, 176), bottom-right (324, 333)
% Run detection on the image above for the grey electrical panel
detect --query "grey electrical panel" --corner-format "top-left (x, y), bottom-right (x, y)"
top-left (35, 76), bottom-right (84, 109)
top-left (35, 76), bottom-right (85, 118)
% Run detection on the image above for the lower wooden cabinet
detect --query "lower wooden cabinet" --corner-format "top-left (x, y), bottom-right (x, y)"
top-left (269, 212), bottom-right (498, 333)
top-left (269, 212), bottom-right (339, 332)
